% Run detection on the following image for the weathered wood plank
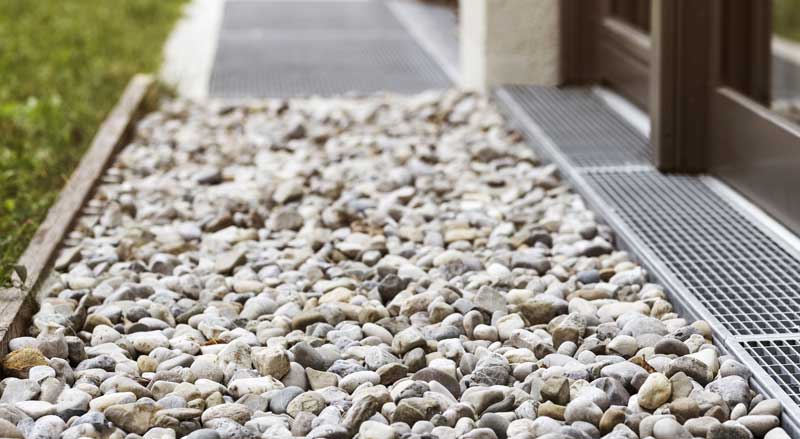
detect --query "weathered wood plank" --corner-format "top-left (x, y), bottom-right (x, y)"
top-left (0, 74), bottom-right (157, 356)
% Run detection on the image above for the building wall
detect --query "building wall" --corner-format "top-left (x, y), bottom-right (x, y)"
top-left (460, 0), bottom-right (561, 90)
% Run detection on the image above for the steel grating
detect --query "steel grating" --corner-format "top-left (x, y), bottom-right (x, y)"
top-left (586, 170), bottom-right (800, 337)
top-left (210, 1), bottom-right (450, 98)
top-left (743, 339), bottom-right (800, 406)
top-left (495, 84), bottom-right (800, 434)
top-left (502, 85), bottom-right (652, 168)
top-left (220, 0), bottom-right (405, 32)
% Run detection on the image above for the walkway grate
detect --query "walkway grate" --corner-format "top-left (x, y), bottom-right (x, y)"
top-left (220, 0), bottom-right (405, 32)
top-left (586, 170), bottom-right (800, 338)
top-left (495, 85), bottom-right (800, 437)
top-left (743, 339), bottom-right (800, 406)
top-left (503, 85), bottom-right (651, 168)
top-left (210, 1), bottom-right (450, 98)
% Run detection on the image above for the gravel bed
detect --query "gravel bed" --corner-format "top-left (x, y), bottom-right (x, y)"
top-left (0, 91), bottom-right (790, 439)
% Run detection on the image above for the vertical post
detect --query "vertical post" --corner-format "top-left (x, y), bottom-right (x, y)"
top-left (650, 0), bottom-right (714, 172)
top-left (561, 0), bottom-right (602, 84)
top-left (459, 0), bottom-right (562, 90)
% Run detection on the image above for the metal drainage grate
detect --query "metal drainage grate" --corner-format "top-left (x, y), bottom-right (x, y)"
top-left (502, 85), bottom-right (651, 168)
top-left (586, 170), bottom-right (800, 338)
top-left (495, 84), bottom-right (800, 435)
top-left (743, 339), bottom-right (800, 406)
top-left (220, 0), bottom-right (405, 32)
top-left (209, 1), bottom-right (451, 98)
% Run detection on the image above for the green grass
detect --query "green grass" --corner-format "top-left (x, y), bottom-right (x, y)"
top-left (0, 0), bottom-right (186, 284)
top-left (776, 0), bottom-right (800, 42)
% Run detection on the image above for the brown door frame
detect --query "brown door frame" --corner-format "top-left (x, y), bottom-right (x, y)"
top-left (565, 0), bottom-right (778, 175)
top-left (562, 0), bottom-right (652, 109)
top-left (625, 0), bottom-right (800, 233)
top-left (649, 0), bottom-right (715, 172)
top-left (706, 1), bottom-right (800, 234)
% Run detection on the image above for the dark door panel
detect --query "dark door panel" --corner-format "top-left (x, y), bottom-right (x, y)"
top-left (562, 0), bottom-right (652, 110)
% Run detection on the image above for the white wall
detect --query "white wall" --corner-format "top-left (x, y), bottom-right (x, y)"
top-left (460, 0), bottom-right (561, 90)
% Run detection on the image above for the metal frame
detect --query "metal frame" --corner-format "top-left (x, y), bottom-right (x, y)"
top-left (649, 0), bottom-right (713, 172)
top-left (565, 0), bottom-right (800, 234)
top-left (705, 1), bottom-right (800, 236)
top-left (562, 0), bottom-right (652, 109)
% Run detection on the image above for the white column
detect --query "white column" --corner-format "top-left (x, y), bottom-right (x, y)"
top-left (460, 0), bottom-right (561, 91)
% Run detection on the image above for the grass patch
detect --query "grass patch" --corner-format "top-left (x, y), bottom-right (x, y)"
top-left (0, 0), bottom-right (186, 284)
top-left (776, 0), bottom-right (800, 42)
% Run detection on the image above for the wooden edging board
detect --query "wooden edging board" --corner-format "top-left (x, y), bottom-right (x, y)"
top-left (0, 74), bottom-right (158, 356)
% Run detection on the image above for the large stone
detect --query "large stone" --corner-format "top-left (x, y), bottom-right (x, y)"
top-left (104, 400), bottom-right (161, 435)
top-left (737, 415), bottom-right (780, 437)
top-left (519, 299), bottom-right (565, 325)
top-left (2, 348), bottom-right (47, 378)
top-left (471, 354), bottom-right (510, 386)
top-left (359, 421), bottom-right (398, 439)
top-left (200, 403), bottom-right (252, 425)
top-left (214, 249), bottom-right (247, 274)
top-left (706, 376), bottom-right (753, 408)
top-left (392, 397), bottom-right (441, 425)
top-left (638, 373), bottom-right (672, 410)
top-left (392, 327), bottom-right (426, 355)
top-left (253, 347), bottom-right (290, 379)
top-left (286, 391), bottom-right (326, 417)
top-left (664, 356), bottom-right (711, 385)
top-left (564, 398), bottom-right (602, 426)
top-left (413, 367), bottom-right (461, 398)
top-left (291, 342), bottom-right (326, 370)
top-left (540, 376), bottom-right (570, 406)
top-left (342, 394), bottom-right (381, 432)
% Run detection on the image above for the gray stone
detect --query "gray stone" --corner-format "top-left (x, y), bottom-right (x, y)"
top-left (392, 327), bottom-right (426, 355)
top-left (654, 338), bottom-right (690, 356)
top-left (291, 342), bottom-right (326, 371)
top-left (706, 376), bottom-right (753, 408)
top-left (470, 354), bottom-right (510, 387)
top-left (707, 422), bottom-right (754, 439)
top-left (286, 391), bottom-right (326, 417)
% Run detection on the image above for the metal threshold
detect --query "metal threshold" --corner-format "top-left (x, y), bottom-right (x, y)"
top-left (494, 85), bottom-right (800, 437)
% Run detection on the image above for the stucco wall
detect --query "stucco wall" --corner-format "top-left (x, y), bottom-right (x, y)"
top-left (460, 0), bottom-right (561, 90)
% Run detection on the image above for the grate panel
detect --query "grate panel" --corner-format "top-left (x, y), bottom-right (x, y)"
top-left (210, 37), bottom-right (449, 98)
top-left (587, 170), bottom-right (800, 337)
top-left (210, 1), bottom-right (450, 98)
top-left (220, 1), bottom-right (405, 31)
top-left (743, 339), bottom-right (800, 405)
top-left (503, 85), bottom-right (651, 167)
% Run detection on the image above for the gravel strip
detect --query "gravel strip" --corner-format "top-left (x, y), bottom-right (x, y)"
top-left (1, 91), bottom-right (790, 439)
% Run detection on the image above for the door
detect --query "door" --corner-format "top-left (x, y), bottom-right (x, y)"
top-left (562, 0), bottom-right (653, 109)
top-left (648, 0), bottom-right (800, 233)
top-left (709, 0), bottom-right (800, 234)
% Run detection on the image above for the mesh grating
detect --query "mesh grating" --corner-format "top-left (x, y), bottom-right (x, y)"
top-left (496, 84), bottom-right (800, 435)
top-left (743, 339), bottom-right (800, 405)
top-left (210, 1), bottom-right (450, 98)
top-left (586, 170), bottom-right (800, 337)
top-left (503, 85), bottom-right (652, 168)
top-left (220, 1), bottom-right (405, 32)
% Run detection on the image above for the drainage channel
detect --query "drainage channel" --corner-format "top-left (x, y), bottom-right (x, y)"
top-left (209, 0), bottom-right (450, 98)
top-left (495, 84), bottom-right (800, 437)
